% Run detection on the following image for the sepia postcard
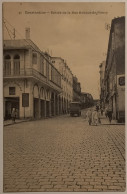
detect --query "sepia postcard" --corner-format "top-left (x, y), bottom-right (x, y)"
top-left (1, 0), bottom-right (126, 193)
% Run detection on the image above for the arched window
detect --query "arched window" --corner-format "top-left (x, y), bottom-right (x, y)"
top-left (14, 54), bottom-right (20, 75)
top-left (4, 55), bottom-right (11, 75)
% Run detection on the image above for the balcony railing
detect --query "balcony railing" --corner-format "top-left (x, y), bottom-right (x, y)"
top-left (4, 68), bottom-right (47, 81)
top-left (4, 68), bottom-right (62, 91)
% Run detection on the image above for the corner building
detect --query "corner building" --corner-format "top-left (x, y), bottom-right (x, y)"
top-left (104, 16), bottom-right (125, 121)
top-left (3, 39), bottom-right (62, 119)
top-left (99, 61), bottom-right (106, 109)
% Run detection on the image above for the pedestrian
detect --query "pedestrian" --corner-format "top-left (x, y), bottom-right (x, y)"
top-left (92, 108), bottom-right (99, 126)
top-left (97, 110), bottom-right (101, 124)
top-left (11, 108), bottom-right (16, 123)
top-left (101, 108), bottom-right (103, 116)
top-left (96, 104), bottom-right (99, 112)
top-left (86, 109), bottom-right (92, 125)
top-left (107, 108), bottom-right (112, 123)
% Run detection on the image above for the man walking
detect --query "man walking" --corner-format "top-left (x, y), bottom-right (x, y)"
top-left (107, 107), bottom-right (112, 123)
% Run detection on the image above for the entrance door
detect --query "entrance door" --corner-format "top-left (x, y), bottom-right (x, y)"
top-left (46, 101), bottom-right (49, 117)
top-left (41, 100), bottom-right (45, 118)
top-left (5, 97), bottom-right (19, 120)
top-left (34, 98), bottom-right (39, 118)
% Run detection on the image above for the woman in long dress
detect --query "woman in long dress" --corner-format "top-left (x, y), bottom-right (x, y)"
top-left (92, 109), bottom-right (99, 126)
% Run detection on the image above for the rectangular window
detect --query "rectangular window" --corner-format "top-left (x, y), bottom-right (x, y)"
top-left (9, 87), bottom-right (15, 95)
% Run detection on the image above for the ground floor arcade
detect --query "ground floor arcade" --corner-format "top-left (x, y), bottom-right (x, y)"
top-left (3, 79), bottom-right (71, 120)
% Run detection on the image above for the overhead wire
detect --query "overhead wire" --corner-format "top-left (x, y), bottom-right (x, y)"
top-left (3, 17), bottom-right (53, 64)
top-left (3, 21), bottom-right (12, 40)
top-left (3, 17), bottom-right (66, 80)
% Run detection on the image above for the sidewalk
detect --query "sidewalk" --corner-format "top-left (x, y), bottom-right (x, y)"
top-left (3, 114), bottom-right (67, 127)
top-left (100, 115), bottom-right (124, 125)
top-left (4, 118), bottom-right (31, 127)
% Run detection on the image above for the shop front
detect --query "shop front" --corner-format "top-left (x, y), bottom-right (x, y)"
top-left (4, 97), bottom-right (19, 120)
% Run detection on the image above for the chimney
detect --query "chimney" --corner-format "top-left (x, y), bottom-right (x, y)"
top-left (25, 27), bottom-right (30, 39)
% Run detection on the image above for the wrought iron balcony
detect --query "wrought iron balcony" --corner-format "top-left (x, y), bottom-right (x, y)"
top-left (4, 68), bottom-right (47, 81)
top-left (4, 68), bottom-right (62, 91)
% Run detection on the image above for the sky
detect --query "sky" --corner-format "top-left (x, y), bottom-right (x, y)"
top-left (2, 2), bottom-right (125, 99)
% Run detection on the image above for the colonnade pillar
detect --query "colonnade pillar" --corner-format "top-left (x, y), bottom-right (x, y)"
top-left (38, 98), bottom-right (41, 119)
top-left (44, 100), bottom-right (46, 118)
top-left (49, 101), bottom-right (51, 117)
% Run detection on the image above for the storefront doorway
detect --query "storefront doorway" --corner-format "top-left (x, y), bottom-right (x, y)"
top-left (34, 98), bottom-right (39, 118)
top-left (46, 101), bottom-right (49, 117)
top-left (40, 100), bottom-right (45, 118)
top-left (4, 97), bottom-right (19, 120)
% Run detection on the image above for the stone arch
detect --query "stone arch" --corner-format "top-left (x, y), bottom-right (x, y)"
top-left (43, 88), bottom-right (47, 100)
top-left (33, 84), bottom-right (39, 98)
top-left (45, 89), bottom-right (50, 101)
top-left (40, 87), bottom-right (45, 99)
top-left (4, 54), bottom-right (11, 59)
top-left (14, 54), bottom-right (20, 59)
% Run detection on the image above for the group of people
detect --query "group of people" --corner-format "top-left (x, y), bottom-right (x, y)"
top-left (86, 106), bottom-right (101, 126)
top-left (86, 105), bottom-right (112, 126)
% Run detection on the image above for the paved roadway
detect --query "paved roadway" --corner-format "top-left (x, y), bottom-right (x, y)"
top-left (3, 110), bottom-right (125, 192)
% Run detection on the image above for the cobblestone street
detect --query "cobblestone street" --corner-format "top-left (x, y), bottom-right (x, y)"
top-left (3, 110), bottom-right (126, 192)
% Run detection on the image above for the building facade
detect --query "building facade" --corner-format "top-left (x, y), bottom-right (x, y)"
top-left (51, 57), bottom-right (73, 113)
top-left (73, 76), bottom-right (81, 102)
top-left (3, 39), bottom-right (62, 119)
top-left (99, 61), bottom-right (106, 109)
top-left (104, 16), bottom-right (125, 121)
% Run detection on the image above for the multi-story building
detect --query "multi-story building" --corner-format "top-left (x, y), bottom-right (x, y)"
top-left (51, 57), bottom-right (73, 113)
top-left (73, 76), bottom-right (81, 102)
top-left (3, 39), bottom-right (62, 119)
top-left (99, 61), bottom-right (106, 109)
top-left (104, 16), bottom-right (125, 122)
